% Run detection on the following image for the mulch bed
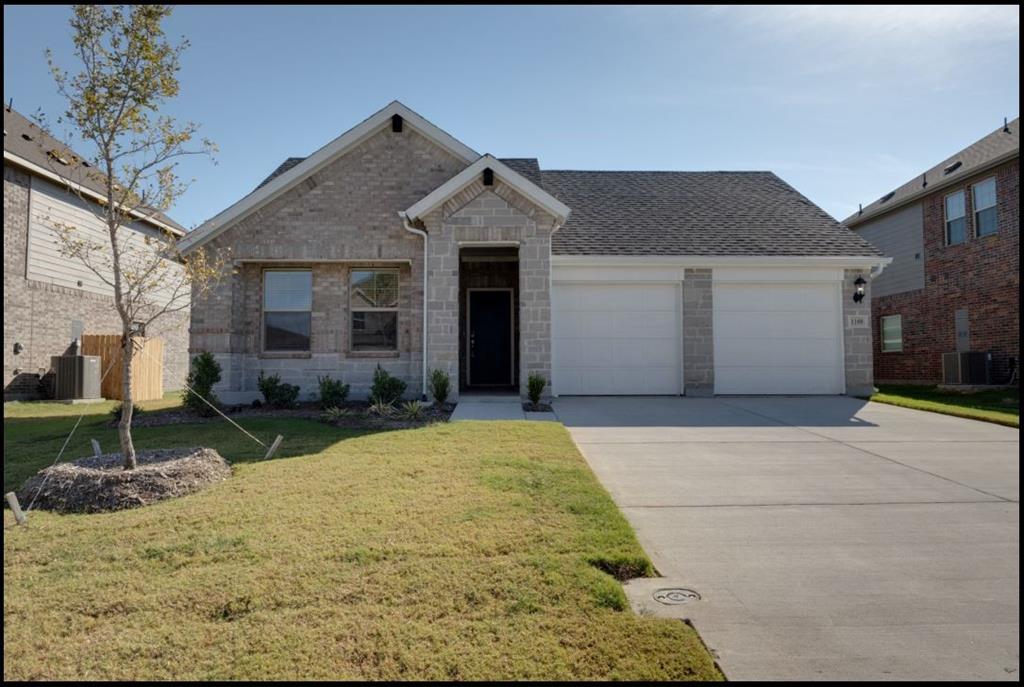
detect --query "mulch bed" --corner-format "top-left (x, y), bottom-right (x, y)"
top-left (17, 447), bottom-right (231, 514)
top-left (522, 402), bottom-right (554, 413)
top-left (119, 401), bottom-right (455, 429)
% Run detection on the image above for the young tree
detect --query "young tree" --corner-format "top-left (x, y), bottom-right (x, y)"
top-left (42, 5), bottom-right (226, 469)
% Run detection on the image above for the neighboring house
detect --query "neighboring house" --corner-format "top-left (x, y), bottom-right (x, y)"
top-left (180, 101), bottom-right (887, 403)
top-left (3, 105), bottom-right (191, 400)
top-left (844, 118), bottom-right (1019, 385)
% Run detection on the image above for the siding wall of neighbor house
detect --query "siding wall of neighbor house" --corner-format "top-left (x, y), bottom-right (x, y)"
top-left (865, 158), bottom-right (1020, 384)
top-left (190, 125), bottom-right (470, 402)
top-left (4, 163), bottom-right (189, 400)
top-left (852, 202), bottom-right (924, 298)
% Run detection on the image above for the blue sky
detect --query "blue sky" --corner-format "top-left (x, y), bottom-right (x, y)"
top-left (4, 5), bottom-right (1019, 228)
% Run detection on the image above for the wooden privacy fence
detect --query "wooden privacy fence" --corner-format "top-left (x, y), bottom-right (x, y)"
top-left (81, 335), bottom-right (164, 401)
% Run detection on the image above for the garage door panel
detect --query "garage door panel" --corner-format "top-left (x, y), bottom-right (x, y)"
top-left (554, 283), bottom-right (681, 396)
top-left (716, 311), bottom-right (839, 339)
top-left (716, 338), bottom-right (839, 367)
top-left (714, 281), bottom-right (842, 395)
top-left (715, 284), bottom-right (836, 311)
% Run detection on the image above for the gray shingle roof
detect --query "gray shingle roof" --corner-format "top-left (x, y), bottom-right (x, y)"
top-left (256, 156), bottom-right (307, 190)
top-left (844, 117), bottom-right (1019, 227)
top-left (3, 106), bottom-right (186, 233)
top-left (256, 155), bottom-right (881, 257)
top-left (543, 170), bottom-right (882, 256)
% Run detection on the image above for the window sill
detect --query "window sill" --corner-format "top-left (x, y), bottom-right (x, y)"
top-left (260, 352), bottom-right (312, 359)
top-left (346, 351), bottom-right (400, 359)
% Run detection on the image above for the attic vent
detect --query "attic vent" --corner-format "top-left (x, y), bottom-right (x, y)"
top-left (391, 114), bottom-right (403, 133)
top-left (879, 191), bottom-right (895, 203)
top-left (482, 167), bottom-right (494, 186)
top-left (47, 149), bottom-right (70, 165)
top-left (943, 161), bottom-right (962, 175)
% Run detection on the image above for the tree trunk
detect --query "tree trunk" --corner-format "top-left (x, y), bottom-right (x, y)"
top-left (119, 335), bottom-right (137, 470)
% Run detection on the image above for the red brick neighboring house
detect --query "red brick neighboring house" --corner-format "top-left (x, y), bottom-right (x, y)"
top-left (845, 118), bottom-right (1019, 385)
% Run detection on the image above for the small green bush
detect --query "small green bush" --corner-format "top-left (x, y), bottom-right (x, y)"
top-left (429, 368), bottom-right (451, 405)
top-left (370, 365), bottom-right (406, 405)
top-left (399, 400), bottom-right (424, 421)
top-left (368, 399), bottom-right (395, 417)
top-left (257, 372), bottom-right (300, 409)
top-left (110, 402), bottom-right (144, 422)
top-left (183, 351), bottom-right (222, 416)
top-left (527, 373), bottom-right (546, 406)
top-left (319, 406), bottom-right (350, 424)
top-left (317, 375), bottom-right (350, 409)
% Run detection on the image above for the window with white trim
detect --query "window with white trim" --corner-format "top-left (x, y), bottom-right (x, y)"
top-left (263, 270), bottom-right (312, 351)
top-left (350, 269), bottom-right (398, 351)
top-left (944, 190), bottom-right (966, 245)
top-left (973, 177), bottom-right (997, 237)
top-left (881, 314), bottom-right (903, 352)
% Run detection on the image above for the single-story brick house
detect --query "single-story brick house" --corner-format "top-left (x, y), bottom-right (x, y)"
top-left (3, 105), bottom-right (191, 400)
top-left (180, 101), bottom-right (888, 403)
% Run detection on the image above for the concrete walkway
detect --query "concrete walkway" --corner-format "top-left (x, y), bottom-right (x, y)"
top-left (450, 394), bottom-right (557, 421)
top-left (558, 396), bottom-right (1019, 681)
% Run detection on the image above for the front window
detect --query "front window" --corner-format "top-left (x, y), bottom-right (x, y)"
top-left (944, 191), bottom-right (966, 245)
top-left (350, 269), bottom-right (398, 351)
top-left (263, 270), bottom-right (312, 351)
top-left (973, 177), bottom-right (997, 237)
top-left (881, 314), bottom-right (903, 353)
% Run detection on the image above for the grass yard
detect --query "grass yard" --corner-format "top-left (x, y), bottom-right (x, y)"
top-left (3, 399), bottom-right (721, 680)
top-left (870, 384), bottom-right (1019, 428)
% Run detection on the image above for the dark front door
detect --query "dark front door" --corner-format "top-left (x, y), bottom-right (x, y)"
top-left (468, 289), bottom-right (513, 387)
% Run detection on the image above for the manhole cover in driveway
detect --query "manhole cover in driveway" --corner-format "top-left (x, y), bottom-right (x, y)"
top-left (652, 588), bottom-right (700, 605)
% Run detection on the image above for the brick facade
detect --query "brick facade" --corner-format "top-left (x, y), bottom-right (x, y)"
top-left (682, 268), bottom-right (714, 396)
top-left (3, 163), bottom-right (189, 400)
top-left (870, 159), bottom-right (1019, 384)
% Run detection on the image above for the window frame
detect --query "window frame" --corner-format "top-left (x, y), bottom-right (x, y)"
top-left (880, 314), bottom-right (903, 353)
top-left (262, 268), bottom-right (313, 353)
top-left (944, 189), bottom-right (966, 246)
top-left (348, 267), bottom-right (400, 353)
top-left (972, 176), bottom-right (998, 237)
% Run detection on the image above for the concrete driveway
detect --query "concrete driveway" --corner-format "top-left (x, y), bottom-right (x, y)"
top-left (557, 396), bottom-right (1019, 681)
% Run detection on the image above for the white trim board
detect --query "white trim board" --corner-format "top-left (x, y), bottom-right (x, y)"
top-left (402, 155), bottom-right (571, 225)
top-left (552, 254), bottom-right (891, 269)
top-left (179, 101), bottom-right (480, 253)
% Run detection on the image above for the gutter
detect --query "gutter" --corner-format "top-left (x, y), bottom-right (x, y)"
top-left (399, 212), bottom-right (429, 401)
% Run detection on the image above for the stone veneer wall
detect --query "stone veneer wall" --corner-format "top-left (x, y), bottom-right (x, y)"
top-left (682, 268), bottom-right (714, 396)
top-left (842, 267), bottom-right (875, 396)
top-left (4, 163), bottom-right (189, 400)
top-left (422, 183), bottom-right (557, 400)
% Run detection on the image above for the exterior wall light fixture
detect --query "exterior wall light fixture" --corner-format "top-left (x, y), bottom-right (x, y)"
top-left (852, 276), bottom-right (866, 303)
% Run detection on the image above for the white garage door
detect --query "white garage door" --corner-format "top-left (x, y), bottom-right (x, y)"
top-left (552, 283), bottom-right (681, 395)
top-left (713, 282), bottom-right (843, 395)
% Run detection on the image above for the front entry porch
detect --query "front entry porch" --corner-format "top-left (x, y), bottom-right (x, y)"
top-left (459, 246), bottom-right (519, 394)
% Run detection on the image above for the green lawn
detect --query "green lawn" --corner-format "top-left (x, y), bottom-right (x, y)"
top-left (3, 399), bottom-right (721, 681)
top-left (870, 384), bottom-right (1019, 427)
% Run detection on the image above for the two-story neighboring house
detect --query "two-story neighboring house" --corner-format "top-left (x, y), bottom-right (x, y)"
top-left (3, 105), bottom-right (191, 400)
top-left (844, 118), bottom-right (1020, 386)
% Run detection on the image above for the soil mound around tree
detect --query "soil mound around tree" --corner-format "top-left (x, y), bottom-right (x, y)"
top-left (17, 447), bottom-right (231, 514)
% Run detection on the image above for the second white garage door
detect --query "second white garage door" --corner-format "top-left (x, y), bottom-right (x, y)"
top-left (552, 283), bottom-right (681, 395)
top-left (713, 281), bottom-right (844, 395)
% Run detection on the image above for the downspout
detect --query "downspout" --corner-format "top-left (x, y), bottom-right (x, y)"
top-left (399, 211), bottom-right (429, 401)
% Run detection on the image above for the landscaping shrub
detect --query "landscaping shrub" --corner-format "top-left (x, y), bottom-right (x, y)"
top-left (370, 365), bottom-right (406, 405)
top-left (429, 368), bottom-right (451, 405)
top-left (317, 375), bottom-right (349, 409)
top-left (257, 372), bottom-right (300, 409)
top-left (527, 373), bottom-right (546, 406)
top-left (319, 406), bottom-right (350, 424)
top-left (368, 399), bottom-right (395, 417)
top-left (399, 400), bottom-right (424, 421)
top-left (183, 351), bottom-right (222, 416)
top-left (110, 402), bottom-right (144, 422)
